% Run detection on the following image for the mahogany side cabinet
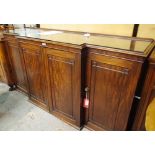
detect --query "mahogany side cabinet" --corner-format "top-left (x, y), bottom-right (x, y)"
top-left (1, 28), bottom-right (155, 130)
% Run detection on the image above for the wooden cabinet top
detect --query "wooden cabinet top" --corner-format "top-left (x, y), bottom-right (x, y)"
top-left (3, 28), bottom-right (155, 57)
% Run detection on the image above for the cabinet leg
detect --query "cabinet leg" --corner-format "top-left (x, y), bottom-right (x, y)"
top-left (9, 84), bottom-right (16, 91)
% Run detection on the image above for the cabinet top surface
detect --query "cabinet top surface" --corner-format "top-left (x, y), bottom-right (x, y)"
top-left (4, 28), bottom-right (154, 54)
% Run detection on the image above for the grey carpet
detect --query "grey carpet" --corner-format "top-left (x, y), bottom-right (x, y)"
top-left (0, 82), bottom-right (89, 131)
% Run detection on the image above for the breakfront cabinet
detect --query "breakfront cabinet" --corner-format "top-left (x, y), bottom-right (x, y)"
top-left (2, 29), bottom-right (155, 130)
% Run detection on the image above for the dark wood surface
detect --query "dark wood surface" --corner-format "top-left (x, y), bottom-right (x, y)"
top-left (4, 36), bottom-right (83, 128)
top-left (44, 44), bottom-right (83, 128)
top-left (0, 38), bottom-right (16, 88)
top-left (0, 40), bottom-right (7, 83)
top-left (84, 47), bottom-right (143, 130)
top-left (132, 49), bottom-right (155, 130)
top-left (4, 34), bottom-right (28, 93)
top-left (18, 39), bottom-right (49, 111)
top-left (0, 40), bottom-right (7, 82)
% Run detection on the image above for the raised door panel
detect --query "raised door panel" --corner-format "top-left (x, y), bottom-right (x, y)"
top-left (21, 45), bottom-right (48, 110)
top-left (48, 56), bottom-right (74, 117)
top-left (86, 52), bottom-right (142, 130)
top-left (89, 61), bottom-right (129, 130)
top-left (45, 48), bottom-right (81, 127)
top-left (7, 42), bottom-right (27, 92)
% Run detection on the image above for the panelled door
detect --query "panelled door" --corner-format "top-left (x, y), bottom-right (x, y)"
top-left (44, 47), bottom-right (81, 127)
top-left (85, 49), bottom-right (142, 130)
top-left (19, 41), bottom-right (48, 110)
top-left (6, 40), bottom-right (28, 93)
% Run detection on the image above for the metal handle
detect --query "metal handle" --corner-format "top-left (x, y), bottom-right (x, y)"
top-left (134, 96), bottom-right (141, 100)
top-left (85, 87), bottom-right (89, 99)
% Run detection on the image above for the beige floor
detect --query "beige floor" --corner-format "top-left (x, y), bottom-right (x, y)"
top-left (0, 82), bottom-right (89, 131)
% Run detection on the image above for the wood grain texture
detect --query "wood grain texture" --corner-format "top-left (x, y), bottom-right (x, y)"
top-left (3, 35), bottom-right (28, 92)
top-left (48, 56), bottom-right (74, 117)
top-left (0, 39), bottom-right (15, 87)
top-left (44, 47), bottom-right (82, 128)
top-left (0, 41), bottom-right (7, 82)
top-left (19, 40), bottom-right (49, 111)
top-left (89, 61), bottom-right (128, 130)
top-left (85, 48), bottom-right (143, 130)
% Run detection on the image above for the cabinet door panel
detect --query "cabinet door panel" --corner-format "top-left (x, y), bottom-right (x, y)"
top-left (45, 48), bottom-right (81, 127)
top-left (21, 45), bottom-right (48, 110)
top-left (23, 49), bottom-right (44, 102)
top-left (48, 56), bottom-right (74, 117)
top-left (86, 52), bottom-right (142, 130)
top-left (7, 42), bottom-right (27, 92)
top-left (89, 61), bottom-right (128, 129)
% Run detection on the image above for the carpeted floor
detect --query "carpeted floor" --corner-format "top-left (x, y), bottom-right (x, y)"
top-left (0, 82), bottom-right (88, 131)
